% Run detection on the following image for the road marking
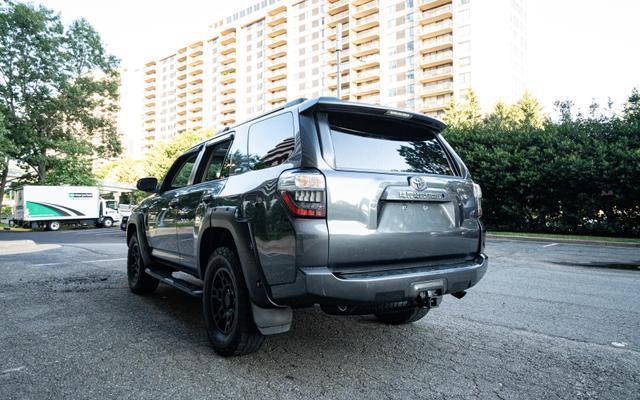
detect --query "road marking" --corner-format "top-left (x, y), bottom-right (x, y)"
top-left (33, 258), bottom-right (126, 267)
top-left (542, 243), bottom-right (559, 248)
top-left (611, 342), bottom-right (628, 348)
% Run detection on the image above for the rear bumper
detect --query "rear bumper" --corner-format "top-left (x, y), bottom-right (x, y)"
top-left (270, 254), bottom-right (488, 305)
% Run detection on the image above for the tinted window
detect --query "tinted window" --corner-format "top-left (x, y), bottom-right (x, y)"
top-left (327, 112), bottom-right (454, 176)
top-left (168, 152), bottom-right (198, 189)
top-left (247, 112), bottom-right (295, 170)
top-left (202, 141), bottom-right (231, 182)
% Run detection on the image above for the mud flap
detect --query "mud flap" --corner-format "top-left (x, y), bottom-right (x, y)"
top-left (251, 303), bottom-right (292, 335)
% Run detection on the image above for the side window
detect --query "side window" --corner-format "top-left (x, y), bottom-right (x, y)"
top-left (202, 140), bottom-right (232, 182)
top-left (247, 112), bottom-right (295, 170)
top-left (167, 152), bottom-right (199, 190)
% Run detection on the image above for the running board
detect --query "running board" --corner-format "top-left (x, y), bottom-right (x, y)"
top-left (145, 268), bottom-right (203, 297)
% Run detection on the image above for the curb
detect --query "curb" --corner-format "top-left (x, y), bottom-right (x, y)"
top-left (2, 227), bottom-right (32, 232)
top-left (487, 234), bottom-right (640, 248)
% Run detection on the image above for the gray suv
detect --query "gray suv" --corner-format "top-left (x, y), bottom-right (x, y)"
top-left (127, 97), bottom-right (487, 356)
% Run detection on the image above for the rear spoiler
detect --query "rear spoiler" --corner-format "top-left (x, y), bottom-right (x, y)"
top-left (298, 97), bottom-right (447, 133)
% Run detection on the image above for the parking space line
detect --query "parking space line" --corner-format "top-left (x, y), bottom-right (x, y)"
top-left (542, 243), bottom-right (559, 247)
top-left (33, 258), bottom-right (126, 267)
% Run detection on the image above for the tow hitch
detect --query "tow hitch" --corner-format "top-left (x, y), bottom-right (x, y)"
top-left (413, 279), bottom-right (445, 308)
top-left (416, 289), bottom-right (443, 308)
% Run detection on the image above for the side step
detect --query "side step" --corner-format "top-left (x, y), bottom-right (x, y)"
top-left (145, 268), bottom-right (203, 297)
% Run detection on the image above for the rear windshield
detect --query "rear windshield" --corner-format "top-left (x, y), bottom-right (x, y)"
top-left (327, 112), bottom-right (455, 176)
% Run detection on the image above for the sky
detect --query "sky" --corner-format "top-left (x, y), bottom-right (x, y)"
top-left (35, 0), bottom-right (640, 114)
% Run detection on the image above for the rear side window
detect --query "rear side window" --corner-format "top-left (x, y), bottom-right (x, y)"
top-left (247, 112), bottom-right (295, 170)
top-left (327, 112), bottom-right (455, 176)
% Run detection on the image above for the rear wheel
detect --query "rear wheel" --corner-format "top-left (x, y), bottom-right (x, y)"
top-left (127, 235), bottom-right (158, 294)
top-left (203, 247), bottom-right (264, 357)
top-left (375, 307), bottom-right (429, 325)
top-left (47, 221), bottom-right (61, 231)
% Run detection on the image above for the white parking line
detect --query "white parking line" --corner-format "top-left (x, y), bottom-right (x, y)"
top-left (542, 243), bottom-right (559, 248)
top-left (33, 258), bottom-right (126, 267)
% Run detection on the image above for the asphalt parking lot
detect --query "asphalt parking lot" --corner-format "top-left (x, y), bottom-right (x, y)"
top-left (1, 228), bottom-right (639, 399)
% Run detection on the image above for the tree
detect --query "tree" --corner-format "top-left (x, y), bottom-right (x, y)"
top-left (143, 129), bottom-right (213, 180)
top-left (0, 2), bottom-right (120, 187)
top-left (515, 91), bottom-right (544, 129)
top-left (623, 87), bottom-right (640, 122)
top-left (95, 157), bottom-right (145, 184)
top-left (0, 111), bottom-right (11, 210)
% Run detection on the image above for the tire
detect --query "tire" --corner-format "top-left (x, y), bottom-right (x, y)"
top-left (374, 307), bottom-right (429, 325)
top-left (102, 217), bottom-right (113, 228)
top-left (47, 221), bottom-right (61, 231)
top-left (127, 235), bottom-right (159, 295)
top-left (203, 247), bottom-right (264, 357)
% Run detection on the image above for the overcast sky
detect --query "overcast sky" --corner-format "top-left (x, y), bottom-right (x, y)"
top-left (36, 0), bottom-right (640, 113)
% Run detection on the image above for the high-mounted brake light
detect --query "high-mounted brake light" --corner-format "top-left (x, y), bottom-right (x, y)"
top-left (473, 183), bottom-right (482, 218)
top-left (278, 169), bottom-right (326, 218)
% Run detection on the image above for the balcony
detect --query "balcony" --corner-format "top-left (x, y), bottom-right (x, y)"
top-left (352, 0), bottom-right (378, 19)
top-left (188, 83), bottom-right (203, 94)
top-left (144, 108), bottom-right (155, 116)
top-left (221, 64), bottom-right (236, 75)
top-left (351, 56), bottom-right (379, 71)
top-left (327, 10), bottom-right (348, 28)
top-left (352, 14), bottom-right (379, 32)
top-left (189, 58), bottom-right (203, 68)
top-left (220, 86), bottom-right (236, 96)
top-left (267, 15), bottom-right (286, 28)
top-left (220, 74), bottom-right (236, 85)
top-left (420, 19), bottom-right (453, 40)
top-left (221, 105), bottom-right (235, 115)
top-left (328, 53), bottom-right (349, 66)
top-left (420, 50), bottom-right (453, 69)
top-left (420, 34), bottom-right (453, 54)
top-left (221, 117), bottom-right (235, 126)
top-left (268, 37), bottom-right (286, 50)
top-left (328, 23), bottom-right (349, 40)
top-left (267, 47), bottom-right (287, 60)
top-left (267, 71), bottom-right (286, 82)
top-left (352, 82), bottom-right (380, 97)
top-left (144, 76), bottom-right (156, 83)
top-left (422, 79), bottom-right (453, 94)
top-left (352, 27), bottom-right (379, 45)
top-left (328, 0), bottom-right (348, 16)
top-left (420, 3), bottom-right (452, 25)
top-left (352, 41), bottom-right (379, 58)
top-left (221, 93), bottom-right (235, 105)
top-left (419, 65), bottom-right (453, 83)
top-left (268, 80), bottom-right (287, 93)
top-left (220, 54), bottom-right (236, 65)
top-left (353, 67), bottom-right (380, 84)
top-left (267, 57), bottom-right (286, 71)
top-left (189, 68), bottom-right (203, 77)
top-left (268, 26), bottom-right (287, 38)
top-left (328, 79), bottom-right (349, 91)
top-left (418, 0), bottom-right (452, 12)
top-left (220, 32), bottom-right (236, 46)
top-left (221, 41), bottom-right (236, 55)
top-left (144, 84), bottom-right (156, 92)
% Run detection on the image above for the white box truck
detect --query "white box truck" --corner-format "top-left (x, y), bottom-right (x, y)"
top-left (11, 186), bottom-right (121, 231)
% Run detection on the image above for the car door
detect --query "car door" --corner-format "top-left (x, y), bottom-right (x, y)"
top-left (176, 138), bottom-right (233, 267)
top-left (146, 150), bottom-right (200, 264)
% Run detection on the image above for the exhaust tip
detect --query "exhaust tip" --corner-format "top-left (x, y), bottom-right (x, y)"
top-left (451, 291), bottom-right (467, 299)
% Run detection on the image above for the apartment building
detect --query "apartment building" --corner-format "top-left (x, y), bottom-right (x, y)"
top-left (140, 0), bottom-right (527, 152)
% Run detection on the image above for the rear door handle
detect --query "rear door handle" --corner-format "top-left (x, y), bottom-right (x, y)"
top-left (168, 198), bottom-right (179, 208)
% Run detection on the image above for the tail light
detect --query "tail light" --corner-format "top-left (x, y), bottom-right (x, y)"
top-left (473, 183), bottom-right (482, 218)
top-left (278, 169), bottom-right (326, 218)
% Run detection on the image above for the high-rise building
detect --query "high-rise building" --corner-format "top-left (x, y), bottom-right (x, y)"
top-left (140, 0), bottom-right (527, 152)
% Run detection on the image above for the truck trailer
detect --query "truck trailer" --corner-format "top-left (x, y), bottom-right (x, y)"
top-left (11, 186), bottom-right (121, 231)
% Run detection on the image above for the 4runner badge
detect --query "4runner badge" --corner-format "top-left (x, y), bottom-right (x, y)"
top-left (409, 177), bottom-right (427, 191)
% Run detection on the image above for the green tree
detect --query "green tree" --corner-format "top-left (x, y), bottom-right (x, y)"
top-left (143, 128), bottom-right (213, 180)
top-left (515, 91), bottom-right (545, 128)
top-left (95, 157), bottom-right (145, 184)
top-left (0, 2), bottom-right (120, 187)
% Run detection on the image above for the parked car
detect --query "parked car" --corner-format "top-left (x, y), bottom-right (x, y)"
top-left (125, 97), bottom-right (487, 356)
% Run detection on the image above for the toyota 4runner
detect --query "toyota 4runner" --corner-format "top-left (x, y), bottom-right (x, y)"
top-left (126, 97), bottom-right (487, 356)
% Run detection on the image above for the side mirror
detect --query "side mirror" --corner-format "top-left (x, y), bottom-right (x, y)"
top-left (136, 177), bottom-right (158, 193)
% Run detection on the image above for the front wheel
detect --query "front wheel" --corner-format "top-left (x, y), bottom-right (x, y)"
top-left (203, 247), bottom-right (264, 357)
top-left (127, 235), bottom-right (158, 294)
top-left (374, 307), bottom-right (429, 325)
top-left (102, 217), bottom-right (113, 228)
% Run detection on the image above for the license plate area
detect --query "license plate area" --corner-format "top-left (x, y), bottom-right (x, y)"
top-left (377, 202), bottom-right (457, 233)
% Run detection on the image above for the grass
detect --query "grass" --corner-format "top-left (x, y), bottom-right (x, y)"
top-left (489, 231), bottom-right (640, 244)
